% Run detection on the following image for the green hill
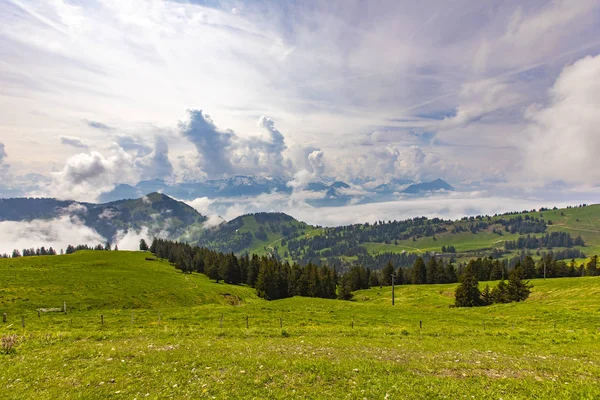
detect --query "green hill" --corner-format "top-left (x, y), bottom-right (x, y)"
top-left (189, 212), bottom-right (321, 256)
top-left (0, 250), bottom-right (256, 314)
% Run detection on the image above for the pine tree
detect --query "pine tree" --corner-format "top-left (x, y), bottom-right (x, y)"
top-left (395, 267), bottom-right (405, 285)
top-left (337, 274), bottom-right (354, 300)
top-left (491, 280), bottom-right (510, 303)
top-left (426, 257), bottom-right (441, 284)
top-left (481, 285), bottom-right (493, 305)
top-left (507, 268), bottom-right (532, 302)
top-left (381, 261), bottom-right (395, 286)
top-left (412, 257), bottom-right (427, 284)
top-left (205, 257), bottom-right (221, 283)
top-left (139, 239), bottom-right (149, 251)
top-left (454, 266), bottom-right (482, 307)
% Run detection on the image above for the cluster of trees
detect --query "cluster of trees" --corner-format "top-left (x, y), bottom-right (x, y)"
top-left (66, 243), bottom-right (117, 253)
top-left (10, 247), bottom-right (58, 257)
top-left (149, 238), bottom-right (337, 300)
top-left (495, 216), bottom-right (547, 234)
top-left (441, 245), bottom-right (456, 253)
top-left (506, 253), bottom-right (596, 278)
top-left (504, 232), bottom-right (583, 250)
top-left (455, 265), bottom-right (532, 307)
top-left (5, 242), bottom-right (118, 258)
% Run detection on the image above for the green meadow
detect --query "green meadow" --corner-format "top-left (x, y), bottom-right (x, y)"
top-left (1, 251), bottom-right (600, 399)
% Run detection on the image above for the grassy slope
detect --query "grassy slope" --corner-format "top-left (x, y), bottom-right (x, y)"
top-left (1, 251), bottom-right (600, 398)
top-left (0, 251), bottom-right (256, 314)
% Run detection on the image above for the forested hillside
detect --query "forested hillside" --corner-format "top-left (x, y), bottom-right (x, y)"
top-left (188, 204), bottom-right (598, 270)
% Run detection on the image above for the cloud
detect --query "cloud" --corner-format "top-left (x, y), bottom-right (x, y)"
top-left (522, 54), bottom-right (600, 184)
top-left (99, 208), bottom-right (120, 220)
top-left (48, 149), bottom-right (137, 201)
top-left (437, 79), bottom-right (523, 131)
top-left (0, 216), bottom-right (106, 255)
top-left (112, 227), bottom-right (150, 251)
top-left (135, 135), bottom-right (174, 180)
top-left (2, 0), bottom-right (600, 202)
top-left (179, 110), bottom-right (234, 177)
top-left (0, 143), bottom-right (7, 164)
top-left (307, 150), bottom-right (325, 176)
top-left (114, 135), bottom-right (153, 158)
top-left (87, 121), bottom-right (114, 131)
top-left (183, 196), bottom-right (225, 227)
top-left (60, 135), bottom-right (89, 149)
top-left (0, 143), bottom-right (9, 178)
top-left (57, 202), bottom-right (88, 215)
top-left (180, 111), bottom-right (295, 178)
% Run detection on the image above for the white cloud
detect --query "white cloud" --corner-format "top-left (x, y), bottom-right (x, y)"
top-left (46, 149), bottom-right (137, 201)
top-left (522, 54), bottom-right (600, 184)
top-left (0, 215), bottom-right (106, 254)
top-left (99, 208), bottom-right (120, 220)
top-left (113, 227), bottom-right (150, 251)
top-left (57, 202), bottom-right (88, 215)
top-left (437, 79), bottom-right (524, 131)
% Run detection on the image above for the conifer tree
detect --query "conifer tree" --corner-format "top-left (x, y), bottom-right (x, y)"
top-left (381, 261), bottom-right (395, 286)
top-left (454, 266), bottom-right (482, 307)
top-left (507, 268), bottom-right (532, 302)
top-left (412, 257), bottom-right (427, 284)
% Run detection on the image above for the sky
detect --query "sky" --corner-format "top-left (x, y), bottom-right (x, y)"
top-left (1, 0), bottom-right (600, 232)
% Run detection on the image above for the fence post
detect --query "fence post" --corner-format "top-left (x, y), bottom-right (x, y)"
top-left (63, 301), bottom-right (67, 313)
top-left (21, 315), bottom-right (25, 328)
top-left (279, 317), bottom-right (282, 329)
top-left (38, 310), bottom-right (41, 318)
top-left (246, 316), bottom-right (249, 329)
top-left (419, 320), bottom-right (422, 330)
top-left (2, 313), bottom-right (6, 323)
top-left (158, 311), bottom-right (161, 325)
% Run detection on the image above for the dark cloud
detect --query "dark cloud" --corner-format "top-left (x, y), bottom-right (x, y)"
top-left (60, 136), bottom-right (89, 149)
top-left (179, 110), bottom-right (234, 176)
top-left (87, 120), bottom-right (114, 131)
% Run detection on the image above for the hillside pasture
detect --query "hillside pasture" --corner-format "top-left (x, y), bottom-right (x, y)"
top-left (1, 251), bottom-right (600, 399)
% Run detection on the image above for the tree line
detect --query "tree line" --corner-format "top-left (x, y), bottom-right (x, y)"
top-left (4, 242), bottom-right (117, 258)
top-left (148, 238), bottom-right (337, 300)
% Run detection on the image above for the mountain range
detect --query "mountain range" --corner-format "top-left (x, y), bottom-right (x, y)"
top-left (98, 176), bottom-right (455, 206)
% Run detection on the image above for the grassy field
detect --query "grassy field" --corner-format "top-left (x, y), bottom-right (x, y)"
top-left (1, 251), bottom-right (600, 399)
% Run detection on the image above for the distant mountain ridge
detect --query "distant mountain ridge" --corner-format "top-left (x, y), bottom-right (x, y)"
top-left (97, 175), bottom-right (455, 205)
top-left (0, 192), bottom-right (206, 242)
top-left (402, 179), bottom-right (454, 194)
